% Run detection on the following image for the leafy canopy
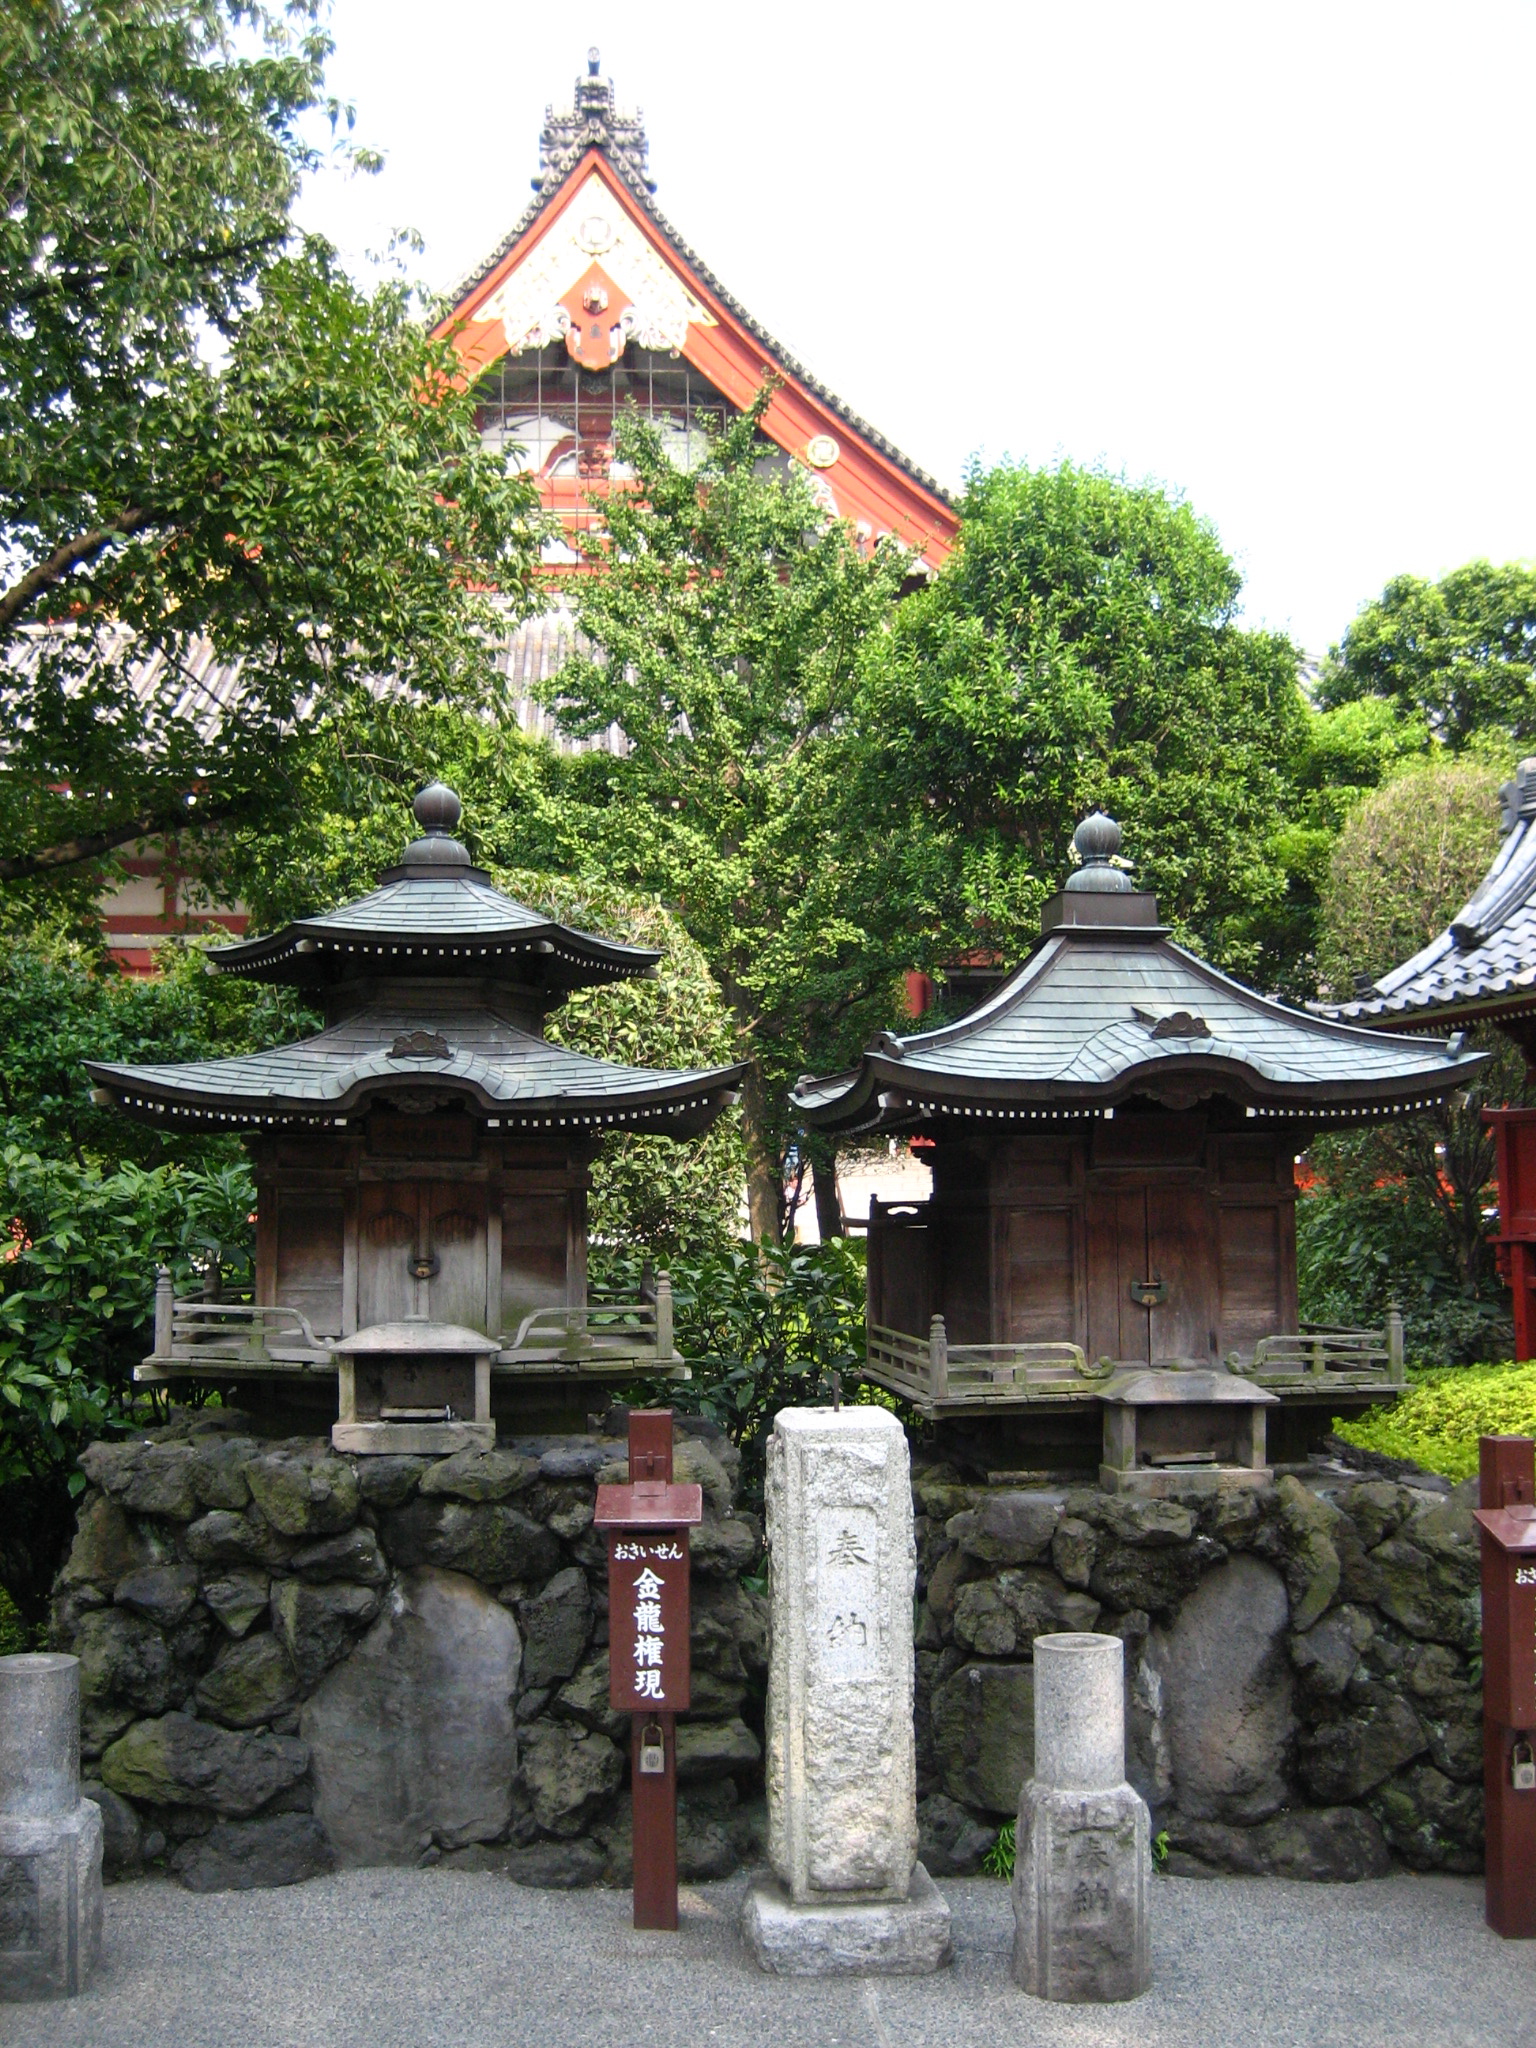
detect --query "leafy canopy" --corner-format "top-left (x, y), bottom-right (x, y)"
top-left (554, 397), bottom-right (916, 1238)
top-left (1319, 561), bottom-right (1536, 752)
top-left (856, 461), bottom-right (1310, 990)
top-left (0, 0), bottom-right (539, 887)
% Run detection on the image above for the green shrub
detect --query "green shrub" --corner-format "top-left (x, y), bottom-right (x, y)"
top-left (0, 1584), bottom-right (37, 1655)
top-left (596, 1238), bottom-right (874, 1504)
top-left (1334, 1361), bottom-right (1536, 1480)
top-left (982, 1820), bottom-right (1015, 1879)
top-left (0, 1147), bottom-right (257, 1494)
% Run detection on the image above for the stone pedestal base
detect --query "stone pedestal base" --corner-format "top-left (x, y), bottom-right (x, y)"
top-left (742, 1862), bottom-right (952, 1976)
top-left (1098, 1462), bottom-right (1271, 1497)
top-left (1011, 1781), bottom-right (1150, 2003)
top-left (332, 1419), bottom-right (495, 1457)
top-left (0, 1800), bottom-right (103, 2001)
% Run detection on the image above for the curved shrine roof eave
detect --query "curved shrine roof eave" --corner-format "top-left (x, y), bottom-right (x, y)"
top-left (84, 1019), bottom-right (749, 1139)
top-left (1324, 786), bottom-right (1536, 1032)
top-left (437, 145), bottom-right (956, 532)
top-left (791, 925), bottom-right (1486, 1135)
top-left (203, 871), bottom-right (662, 992)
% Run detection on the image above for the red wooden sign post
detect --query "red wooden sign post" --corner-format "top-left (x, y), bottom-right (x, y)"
top-left (593, 1410), bottom-right (702, 1930)
top-left (1475, 1433), bottom-right (1536, 1937)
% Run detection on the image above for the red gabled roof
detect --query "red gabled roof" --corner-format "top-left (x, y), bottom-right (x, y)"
top-left (433, 107), bottom-right (956, 567)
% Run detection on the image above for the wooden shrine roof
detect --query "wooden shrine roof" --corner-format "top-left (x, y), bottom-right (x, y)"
top-left (1325, 759), bottom-right (1536, 1035)
top-left (86, 996), bottom-right (743, 1136)
top-left (206, 785), bottom-right (657, 994)
top-left (794, 815), bottom-right (1484, 1136)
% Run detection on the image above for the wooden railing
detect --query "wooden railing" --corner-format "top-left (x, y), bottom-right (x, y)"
top-left (140, 1265), bottom-right (683, 1382)
top-left (867, 1318), bottom-right (1098, 1414)
top-left (1238, 1311), bottom-right (1405, 1389)
top-left (865, 1308), bottom-right (1403, 1414)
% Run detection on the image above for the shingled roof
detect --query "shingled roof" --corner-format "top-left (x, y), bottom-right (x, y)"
top-left (1325, 758), bottom-right (1536, 1034)
top-left (205, 783), bottom-right (656, 994)
top-left (86, 996), bottom-right (739, 1137)
top-left (794, 814), bottom-right (1484, 1136)
top-left (85, 781), bottom-right (747, 1132)
top-left (446, 54), bottom-right (952, 511)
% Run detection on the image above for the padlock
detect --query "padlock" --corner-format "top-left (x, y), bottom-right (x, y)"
top-left (638, 1721), bottom-right (666, 1776)
top-left (1513, 1740), bottom-right (1536, 1791)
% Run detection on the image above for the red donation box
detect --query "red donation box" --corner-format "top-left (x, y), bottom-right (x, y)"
top-left (1475, 1433), bottom-right (1536, 1937)
top-left (593, 1410), bottom-right (702, 1931)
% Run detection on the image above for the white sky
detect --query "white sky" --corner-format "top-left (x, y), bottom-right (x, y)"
top-left (297, 0), bottom-right (1536, 661)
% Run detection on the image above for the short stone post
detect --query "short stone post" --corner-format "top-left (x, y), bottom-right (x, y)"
top-left (0, 1654), bottom-right (103, 2001)
top-left (1011, 1632), bottom-right (1150, 2004)
top-left (742, 1407), bottom-right (951, 1974)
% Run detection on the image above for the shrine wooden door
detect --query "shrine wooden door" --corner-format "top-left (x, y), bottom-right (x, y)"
top-left (1086, 1185), bottom-right (1217, 1365)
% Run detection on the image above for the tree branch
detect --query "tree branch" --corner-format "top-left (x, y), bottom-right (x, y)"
top-left (0, 804), bottom-right (228, 883)
top-left (0, 508), bottom-right (155, 634)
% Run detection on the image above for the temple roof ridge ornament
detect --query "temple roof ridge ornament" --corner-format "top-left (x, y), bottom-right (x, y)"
top-left (534, 49), bottom-right (656, 198)
top-left (1065, 810), bottom-right (1134, 894)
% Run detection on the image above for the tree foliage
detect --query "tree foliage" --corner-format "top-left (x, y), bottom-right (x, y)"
top-left (598, 1238), bottom-right (870, 1506)
top-left (857, 462), bottom-right (1311, 990)
top-left (554, 398), bottom-right (916, 1239)
top-left (1319, 562), bottom-right (1536, 752)
top-left (0, 0), bottom-right (540, 889)
top-left (1315, 756), bottom-right (1505, 996)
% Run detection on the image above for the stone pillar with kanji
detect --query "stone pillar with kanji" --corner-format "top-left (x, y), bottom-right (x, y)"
top-left (742, 1406), bottom-right (951, 1974)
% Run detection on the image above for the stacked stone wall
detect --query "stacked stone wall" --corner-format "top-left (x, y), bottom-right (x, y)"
top-left (48, 1410), bottom-right (768, 1891)
top-left (47, 1411), bottom-right (1490, 1891)
top-left (911, 1457), bottom-right (1486, 1882)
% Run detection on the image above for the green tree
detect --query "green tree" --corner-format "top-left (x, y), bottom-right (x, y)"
top-left (1318, 562), bottom-right (1536, 751)
top-left (552, 399), bottom-right (915, 1242)
top-left (857, 462), bottom-right (1312, 991)
top-left (1315, 756), bottom-right (1505, 997)
top-left (1301, 754), bottom-right (1523, 1361)
top-left (0, 0), bottom-right (539, 891)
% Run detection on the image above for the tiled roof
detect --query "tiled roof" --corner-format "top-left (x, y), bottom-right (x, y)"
top-left (446, 66), bottom-right (953, 511)
top-left (794, 923), bottom-right (1481, 1134)
top-left (87, 998), bottom-right (744, 1135)
top-left (1325, 760), bottom-right (1536, 1030)
top-left (207, 783), bottom-right (657, 992)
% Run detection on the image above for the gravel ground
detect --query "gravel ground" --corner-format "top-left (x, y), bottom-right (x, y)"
top-left (4, 1867), bottom-right (1535, 2048)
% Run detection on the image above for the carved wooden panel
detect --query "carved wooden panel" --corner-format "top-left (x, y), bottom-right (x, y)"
top-left (1002, 1206), bottom-right (1077, 1344)
top-left (274, 1199), bottom-right (344, 1336)
top-left (501, 1193), bottom-right (569, 1337)
top-left (1218, 1201), bottom-right (1284, 1356)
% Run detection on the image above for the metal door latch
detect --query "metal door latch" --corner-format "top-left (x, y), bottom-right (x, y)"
top-left (1129, 1274), bottom-right (1167, 1307)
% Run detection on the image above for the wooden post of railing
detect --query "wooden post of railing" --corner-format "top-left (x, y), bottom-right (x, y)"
top-left (1386, 1302), bottom-right (1405, 1382)
top-left (1311, 1334), bottom-right (1326, 1378)
top-left (929, 1313), bottom-right (949, 1404)
top-left (656, 1272), bottom-right (674, 1362)
top-left (154, 1264), bottom-right (174, 1359)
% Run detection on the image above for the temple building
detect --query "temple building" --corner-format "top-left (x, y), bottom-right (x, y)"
top-left (1329, 757), bottom-right (1536, 1357)
top-left (435, 51), bottom-right (956, 578)
top-left (793, 814), bottom-right (1482, 1481)
top-left (84, 785), bottom-right (746, 1444)
top-left (91, 53), bottom-right (955, 974)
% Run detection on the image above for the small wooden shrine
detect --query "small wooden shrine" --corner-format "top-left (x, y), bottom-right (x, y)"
top-left (87, 786), bottom-right (746, 1446)
top-left (794, 813), bottom-right (1483, 1483)
top-left (1330, 756), bottom-right (1536, 1357)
